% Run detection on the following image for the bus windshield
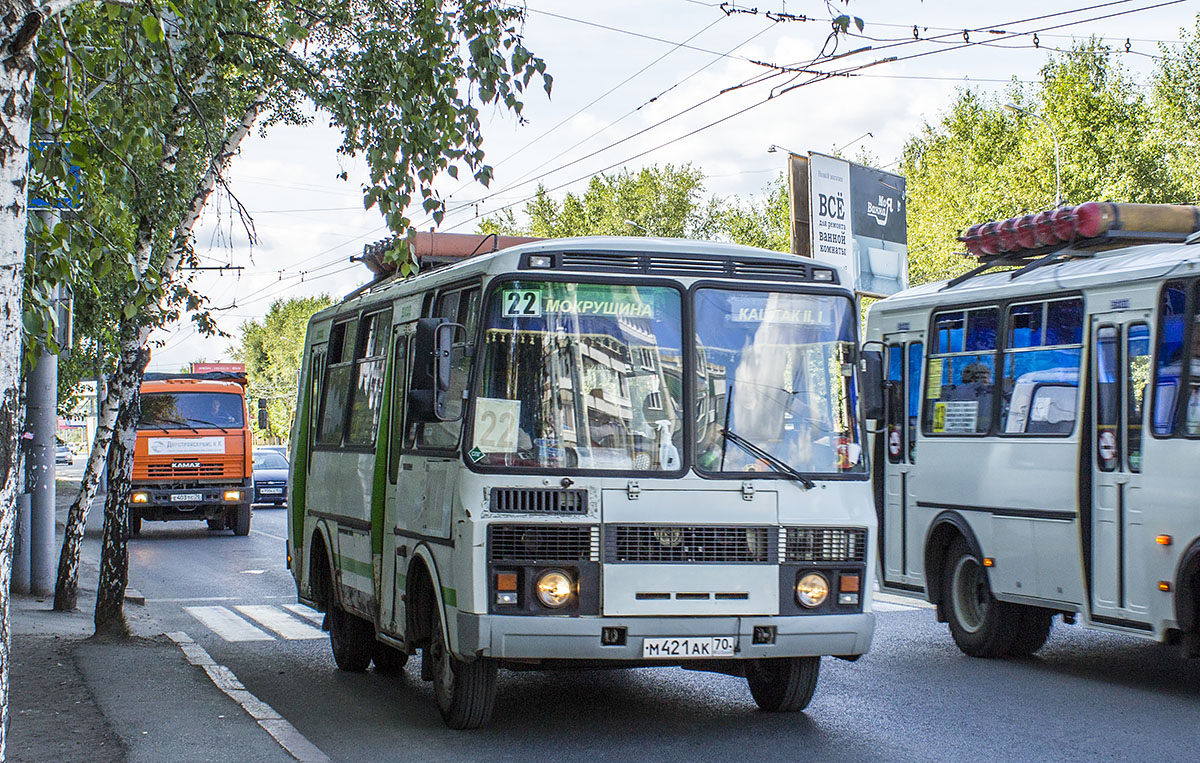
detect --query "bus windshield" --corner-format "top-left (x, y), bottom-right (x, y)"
top-left (693, 288), bottom-right (863, 476)
top-left (474, 281), bottom-right (684, 471)
top-left (139, 392), bottom-right (245, 430)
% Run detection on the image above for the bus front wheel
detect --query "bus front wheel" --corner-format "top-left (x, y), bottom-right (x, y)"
top-left (329, 605), bottom-right (374, 672)
top-left (943, 537), bottom-right (1019, 657)
top-left (429, 611), bottom-right (496, 729)
top-left (745, 656), bottom-right (820, 712)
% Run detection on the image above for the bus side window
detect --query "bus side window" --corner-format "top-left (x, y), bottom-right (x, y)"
top-left (316, 318), bottom-right (357, 446)
top-left (907, 342), bottom-right (922, 461)
top-left (345, 310), bottom-right (392, 447)
top-left (1153, 280), bottom-right (1187, 436)
top-left (388, 333), bottom-right (411, 483)
top-left (410, 285), bottom-right (480, 450)
top-left (886, 345), bottom-right (903, 463)
top-left (1127, 323), bottom-right (1149, 471)
top-left (307, 348), bottom-right (326, 463)
top-left (1000, 297), bottom-right (1083, 435)
top-left (923, 307), bottom-right (997, 435)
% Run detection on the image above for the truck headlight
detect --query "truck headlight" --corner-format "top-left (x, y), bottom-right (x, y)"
top-left (535, 570), bottom-right (573, 608)
top-left (223, 490), bottom-right (242, 502)
top-left (795, 572), bottom-right (829, 608)
top-left (131, 492), bottom-right (149, 504)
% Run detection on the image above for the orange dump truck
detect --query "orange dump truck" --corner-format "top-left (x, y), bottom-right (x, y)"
top-left (128, 369), bottom-right (254, 535)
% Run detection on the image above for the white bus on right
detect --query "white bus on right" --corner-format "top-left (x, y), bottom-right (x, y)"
top-left (865, 202), bottom-right (1200, 658)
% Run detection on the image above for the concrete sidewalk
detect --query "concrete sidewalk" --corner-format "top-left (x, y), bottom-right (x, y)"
top-left (8, 480), bottom-right (313, 762)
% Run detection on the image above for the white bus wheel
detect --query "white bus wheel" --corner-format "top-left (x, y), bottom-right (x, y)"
top-left (429, 613), bottom-right (497, 729)
top-left (745, 656), bottom-right (820, 712)
top-left (942, 537), bottom-right (1019, 657)
top-left (329, 605), bottom-right (374, 672)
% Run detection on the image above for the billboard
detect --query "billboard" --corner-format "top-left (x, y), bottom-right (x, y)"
top-left (190, 362), bottom-right (246, 374)
top-left (807, 153), bottom-right (908, 297)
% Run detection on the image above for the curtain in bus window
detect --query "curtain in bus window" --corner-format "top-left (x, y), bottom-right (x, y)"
top-left (907, 342), bottom-right (923, 461)
top-left (1153, 281), bottom-right (1187, 436)
top-left (1095, 326), bottom-right (1119, 471)
top-left (476, 282), bottom-right (683, 471)
top-left (346, 311), bottom-right (392, 446)
top-left (923, 307), bottom-right (997, 435)
top-left (1127, 323), bottom-right (1149, 471)
top-left (1000, 298), bottom-right (1082, 435)
top-left (886, 345), bottom-right (904, 463)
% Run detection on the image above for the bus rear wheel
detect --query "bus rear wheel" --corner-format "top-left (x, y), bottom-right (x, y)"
top-left (329, 605), bottom-right (374, 672)
top-left (745, 656), bottom-right (820, 712)
top-left (429, 611), bottom-right (496, 729)
top-left (372, 642), bottom-right (409, 675)
top-left (943, 537), bottom-right (1019, 657)
top-left (1008, 607), bottom-right (1054, 657)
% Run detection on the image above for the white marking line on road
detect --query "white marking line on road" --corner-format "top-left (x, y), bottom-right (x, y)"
top-left (184, 605), bottom-right (273, 642)
top-left (252, 528), bottom-right (287, 542)
top-left (235, 605), bottom-right (326, 640)
top-left (241, 569), bottom-right (267, 575)
top-left (167, 632), bottom-right (330, 763)
top-left (284, 604), bottom-right (325, 626)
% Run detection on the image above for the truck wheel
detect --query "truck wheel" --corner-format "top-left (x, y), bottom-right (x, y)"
top-left (233, 504), bottom-right (251, 536)
top-left (943, 537), bottom-right (1019, 657)
top-left (430, 610), bottom-right (496, 729)
top-left (329, 605), bottom-right (373, 672)
top-left (1008, 607), bottom-right (1054, 657)
top-left (745, 656), bottom-right (820, 712)
top-left (127, 513), bottom-right (142, 536)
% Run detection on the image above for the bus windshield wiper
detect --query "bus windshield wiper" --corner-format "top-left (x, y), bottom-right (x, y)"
top-left (721, 427), bottom-right (815, 489)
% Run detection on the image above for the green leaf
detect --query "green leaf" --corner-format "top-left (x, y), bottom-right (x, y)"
top-left (141, 15), bottom-right (163, 44)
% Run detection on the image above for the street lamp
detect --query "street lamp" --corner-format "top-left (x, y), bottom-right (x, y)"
top-left (767, 144), bottom-right (803, 156)
top-left (624, 219), bottom-right (649, 235)
top-left (1005, 102), bottom-right (1062, 208)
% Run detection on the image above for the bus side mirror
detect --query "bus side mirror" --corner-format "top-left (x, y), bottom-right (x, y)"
top-left (257, 398), bottom-right (269, 430)
top-left (859, 349), bottom-right (884, 421)
top-left (411, 318), bottom-right (462, 422)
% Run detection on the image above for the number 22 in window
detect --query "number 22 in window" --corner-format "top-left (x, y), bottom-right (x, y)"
top-left (502, 289), bottom-right (542, 318)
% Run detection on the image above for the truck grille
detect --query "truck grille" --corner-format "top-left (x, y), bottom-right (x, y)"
top-left (607, 525), bottom-right (774, 564)
top-left (783, 527), bottom-right (867, 563)
top-left (488, 525), bottom-right (598, 562)
top-left (146, 462), bottom-right (225, 479)
top-left (488, 487), bottom-right (588, 514)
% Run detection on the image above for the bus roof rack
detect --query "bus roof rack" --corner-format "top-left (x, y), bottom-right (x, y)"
top-left (944, 202), bottom-right (1200, 290)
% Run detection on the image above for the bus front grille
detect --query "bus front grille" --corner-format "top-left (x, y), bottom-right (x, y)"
top-left (488, 525), bottom-right (599, 562)
top-left (783, 527), bottom-right (867, 563)
top-left (488, 487), bottom-right (588, 514)
top-left (606, 525), bottom-right (775, 564)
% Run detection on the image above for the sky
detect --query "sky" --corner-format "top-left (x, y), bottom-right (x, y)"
top-left (147, 0), bottom-right (1199, 372)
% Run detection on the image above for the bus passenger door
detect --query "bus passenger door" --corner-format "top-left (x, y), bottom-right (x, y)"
top-left (1090, 317), bottom-right (1151, 626)
top-left (881, 335), bottom-right (924, 590)
top-left (381, 328), bottom-right (412, 636)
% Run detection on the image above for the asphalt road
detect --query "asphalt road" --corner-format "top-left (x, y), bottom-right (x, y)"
top-left (126, 508), bottom-right (1200, 762)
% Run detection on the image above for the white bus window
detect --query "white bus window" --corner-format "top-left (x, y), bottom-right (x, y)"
top-left (1095, 325), bottom-right (1120, 470)
top-left (693, 289), bottom-right (862, 475)
top-left (1127, 324), bottom-right (1150, 471)
top-left (475, 282), bottom-right (683, 471)
top-left (316, 318), bottom-right (357, 446)
top-left (346, 310), bottom-right (392, 447)
top-left (924, 307), bottom-right (997, 436)
top-left (999, 298), bottom-right (1082, 436)
top-left (1153, 281), bottom-right (1187, 436)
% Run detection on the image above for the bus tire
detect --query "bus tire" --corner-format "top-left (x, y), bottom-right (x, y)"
top-left (373, 643), bottom-right (409, 675)
top-left (1007, 607), bottom-right (1053, 657)
top-left (745, 656), bottom-right (820, 712)
top-left (233, 504), bottom-right (251, 536)
top-left (329, 605), bottom-right (373, 672)
top-left (943, 537), bottom-right (1019, 657)
top-left (430, 611), bottom-right (496, 729)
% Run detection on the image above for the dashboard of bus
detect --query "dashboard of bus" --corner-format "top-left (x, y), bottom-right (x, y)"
top-left (469, 279), bottom-right (864, 478)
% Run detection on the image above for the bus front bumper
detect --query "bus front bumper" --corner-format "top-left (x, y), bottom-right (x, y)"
top-left (454, 612), bottom-right (874, 662)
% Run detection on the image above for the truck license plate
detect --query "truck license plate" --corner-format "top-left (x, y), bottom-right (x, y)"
top-left (642, 636), bottom-right (736, 658)
top-left (171, 493), bottom-right (203, 502)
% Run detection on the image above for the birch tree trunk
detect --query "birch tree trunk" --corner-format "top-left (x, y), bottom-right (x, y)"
top-left (93, 92), bottom-right (267, 635)
top-left (0, 2), bottom-right (41, 754)
top-left (52, 376), bottom-right (119, 610)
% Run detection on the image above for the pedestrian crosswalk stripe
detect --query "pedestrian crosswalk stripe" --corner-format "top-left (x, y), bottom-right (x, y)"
top-left (184, 606), bottom-right (274, 642)
top-left (235, 604), bottom-right (326, 640)
top-left (284, 603), bottom-right (325, 626)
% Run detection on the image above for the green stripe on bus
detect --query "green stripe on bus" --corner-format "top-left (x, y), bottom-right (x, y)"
top-left (336, 553), bottom-right (374, 579)
top-left (441, 586), bottom-right (457, 608)
top-left (291, 364), bottom-right (311, 556)
top-left (370, 348), bottom-right (394, 557)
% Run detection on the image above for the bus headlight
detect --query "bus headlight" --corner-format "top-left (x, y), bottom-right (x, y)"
top-left (795, 572), bottom-right (829, 608)
top-left (535, 570), bottom-right (573, 608)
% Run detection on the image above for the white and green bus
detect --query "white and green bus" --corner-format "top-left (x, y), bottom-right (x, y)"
top-left (867, 202), bottom-right (1200, 659)
top-left (288, 236), bottom-right (878, 728)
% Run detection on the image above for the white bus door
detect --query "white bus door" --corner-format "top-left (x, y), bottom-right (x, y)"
top-left (881, 335), bottom-right (924, 590)
top-left (1089, 318), bottom-right (1152, 627)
